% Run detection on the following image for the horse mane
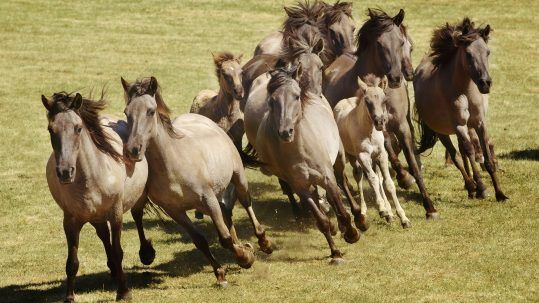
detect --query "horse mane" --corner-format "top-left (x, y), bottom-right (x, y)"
top-left (362, 74), bottom-right (380, 86)
top-left (355, 8), bottom-right (407, 54)
top-left (281, 27), bottom-right (323, 61)
top-left (268, 65), bottom-right (312, 103)
top-left (127, 77), bottom-right (183, 138)
top-left (47, 91), bottom-right (122, 162)
top-left (323, 1), bottom-right (353, 25)
top-left (212, 51), bottom-right (240, 77)
top-left (430, 17), bottom-right (491, 67)
top-left (282, 0), bottom-right (325, 33)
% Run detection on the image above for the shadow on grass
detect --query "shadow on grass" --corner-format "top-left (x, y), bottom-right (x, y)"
top-left (499, 148), bottom-right (539, 161)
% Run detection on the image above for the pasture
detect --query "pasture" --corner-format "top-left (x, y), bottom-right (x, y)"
top-left (0, 0), bottom-right (538, 302)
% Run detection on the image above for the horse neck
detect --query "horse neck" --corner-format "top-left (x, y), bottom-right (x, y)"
top-left (352, 98), bottom-right (373, 132)
top-left (217, 84), bottom-right (240, 116)
top-left (146, 122), bottom-right (177, 170)
top-left (76, 129), bottom-right (116, 183)
top-left (354, 47), bottom-right (385, 78)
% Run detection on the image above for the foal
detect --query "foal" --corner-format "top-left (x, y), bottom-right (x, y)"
top-left (334, 75), bottom-right (411, 229)
top-left (43, 92), bottom-right (150, 302)
top-left (122, 77), bottom-right (273, 286)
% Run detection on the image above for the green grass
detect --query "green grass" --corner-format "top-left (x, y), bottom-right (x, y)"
top-left (0, 0), bottom-right (538, 302)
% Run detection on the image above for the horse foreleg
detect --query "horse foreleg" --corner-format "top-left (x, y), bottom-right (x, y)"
top-left (455, 125), bottom-right (487, 199)
top-left (63, 216), bottom-right (83, 303)
top-left (131, 198), bottom-right (156, 265)
top-left (438, 135), bottom-right (476, 198)
top-left (322, 174), bottom-right (359, 244)
top-left (475, 124), bottom-right (508, 201)
top-left (379, 153), bottom-right (411, 228)
top-left (384, 131), bottom-right (415, 189)
top-left (91, 222), bottom-right (116, 277)
top-left (358, 154), bottom-right (390, 222)
top-left (110, 215), bottom-right (130, 301)
top-left (395, 126), bottom-right (439, 219)
top-left (278, 178), bottom-right (302, 218)
top-left (376, 165), bottom-right (394, 223)
top-left (334, 148), bottom-right (364, 231)
top-left (457, 139), bottom-right (472, 178)
top-left (349, 156), bottom-right (369, 231)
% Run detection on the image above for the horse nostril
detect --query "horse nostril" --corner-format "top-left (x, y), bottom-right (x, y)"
top-left (288, 128), bottom-right (294, 134)
top-left (131, 147), bottom-right (139, 156)
top-left (69, 167), bottom-right (75, 176)
top-left (486, 79), bottom-right (492, 87)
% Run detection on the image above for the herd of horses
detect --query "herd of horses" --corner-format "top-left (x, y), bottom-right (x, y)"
top-left (41, 1), bottom-right (507, 302)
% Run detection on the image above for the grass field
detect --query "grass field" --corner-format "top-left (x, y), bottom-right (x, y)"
top-left (0, 0), bottom-right (538, 302)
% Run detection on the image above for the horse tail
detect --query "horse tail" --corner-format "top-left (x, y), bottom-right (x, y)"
top-left (238, 143), bottom-right (264, 169)
top-left (143, 198), bottom-right (170, 224)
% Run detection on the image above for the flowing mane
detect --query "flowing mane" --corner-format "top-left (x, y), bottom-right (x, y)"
top-left (282, 0), bottom-right (325, 33)
top-left (322, 1), bottom-right (353, 25)
top-left (355, 8), bottom-right (407, 54)
top-left (430, 17), bottom-right (491, 67)
top-left (126, 77), bottom-right (183, 138)
top-left (47, 91), bottom-right (122, 162)
top-left (268, 66), bottom-right (312, 102)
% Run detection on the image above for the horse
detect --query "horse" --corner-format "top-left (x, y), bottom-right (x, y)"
top-left (244, 66), bottom-right (360, 263)
top-left (334, 75), bottom-right (411, 229)
top-left (415, 18), bottom-right (508, 201)
top-left (323, 8), bottom-right (440, 220)
top-left (42, 92), bottom-right (152, 302)
top-left (121, 76), bottom-right (273, 287)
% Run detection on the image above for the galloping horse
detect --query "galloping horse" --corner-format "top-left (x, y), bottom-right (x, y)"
top-left (323, 8), bottom-right (440, 219)
top-left (121, 77), bottom-right (273, 286)
top-left (43, 92), bottom-right (151, 302)
top-left (415, 18), bottom-right (507, 201)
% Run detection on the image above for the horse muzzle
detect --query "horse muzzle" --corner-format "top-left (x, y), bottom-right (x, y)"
top-left (279, 129), bottom-right (294, 143)
top-left (57, 166), bottom-right (75, 184)
top-left (387, 74), bottom-right (402, 89)
top-left (477, 78), bottom-right (492, 94)
top-left (125, 144), bottom-right (144, 162)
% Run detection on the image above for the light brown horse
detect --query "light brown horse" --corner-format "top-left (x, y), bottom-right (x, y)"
top-left (415, 18), bottom-right (508, 201)
top-left (244, 66), bottom-right (360, 263)
top-left (323, 8), bottom-right (440, 220)
top-left (43, 92), bottom-right (151, 302)
top-left (121, 77), bottom-right (273, 287)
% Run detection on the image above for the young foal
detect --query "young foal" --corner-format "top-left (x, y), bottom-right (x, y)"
top-left (334, 75), bottom-right (411, 228)
top-left (121, 77), bottom-right (273, 286)
top-left (245, 66), bottom-right (360, 263)
top-left (43, 92), bottom-right (150, 302)
top-left (415, 18), bottom-right (507, 201)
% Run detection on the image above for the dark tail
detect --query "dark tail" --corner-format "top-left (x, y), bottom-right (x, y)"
top-left (238, 143), bottom-right (264, 169)
top-left (143, 198), bottom-right (170, 225)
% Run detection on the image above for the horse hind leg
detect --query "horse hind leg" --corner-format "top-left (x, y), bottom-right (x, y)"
top-left (334, 149), bottom-right (365, 232)
top-left (231, 171), bottom-right (274, 254)
top-left (131, 197), bottom-right (156, 265)
top-left (384, 132), bottom-right (415, 189)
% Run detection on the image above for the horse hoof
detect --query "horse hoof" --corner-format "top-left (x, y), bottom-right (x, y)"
top-left (329, 257), bottom-right (346, 266)
top-left (496, 192), bottom-right (508, 202)
top-left (426, 212), bottom-right (440, 220)
top-left (215, 280), bottom-right (228, 289)
top-left (139, 240), bottom-right (156, 266)
top-left (397, 173), bottom-right (416, 190)
top-left (343, 227), bottom-right (360, 244)
top-left (355, 216), bottom-right (369, 232)
top-left (259, 238), bottom-right (274, 254)
top-left (237, 248), bottom-right (255, 269)
top-left (244, 242), bottom-right (254, 251)
top-left (379, 210), bottom-right (389, 219)
top-left (385, 215), bottom-right (395, 223)
top-left (475, 188), bottom-right (488, 199)
top-left (194, 211), bottom-right (204, 220)
top-left (401, 220), bottom-right (412, 229)
top-left (116, 289), bottom-right (132, 301)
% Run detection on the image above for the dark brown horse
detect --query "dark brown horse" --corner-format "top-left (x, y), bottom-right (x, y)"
top-left (323, 8), bottom-right (440, 219)
top-left (415, 18), bottom-right (507, 201)
top-left (318, 1), bottom-right (356, 66)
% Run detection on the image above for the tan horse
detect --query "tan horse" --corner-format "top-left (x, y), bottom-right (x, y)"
top-left (42, 92), bottom-right (151, 302)
top-left (334, 75), bottom-right (411, 229)
top-left (415, 18), bottom-right (508, 201)
top-left (121, 77), bottom-right (273, 287)
top-left (323, 8), bottom-right (440, 220)
top-left (244, 66), bottom-right (360, 263)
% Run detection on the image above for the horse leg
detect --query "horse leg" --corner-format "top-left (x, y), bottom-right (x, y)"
top-left (475, 124), bottom-right (508, 201)
top-left (205, 193), bottom-right (255, 269)
top-left (322, 174), bottom-right (360, 244)
top-left (230, 171), bottom-right (274, 254)
top-left (457, 139), bottom-right (471, 178)
top-left (438, 135), bottom-right (476, 198)
top-left (444, 150), bottom-right (454, 166)
top-left (131, 198), bottom-right (156, 266)
top-left (311, 187), bottom-right (337, 235)
top-left (394, 125), bottom-right (439, 219)
top-left (63, 216), bottom-right (83, 303)
top-left (278, 178), bottom-right (302, 218)
top-left (349, 156), bottom-right (369, 231)
top-left (358, 153), bottom-right (391, 222)
top-left (379, 153), bottom-right (411, 228)
top-left (298, 191), bottom-right (344, 264)
top-left (384, 131), bottom-right (415, 189)
top-left (376, 165), bottom-right (394, 223)
top-left (91, 222), bottom-right (116, 278)
top-left (334, 147), bottom-right (364, 231)
top-left (455, 125), bottom-right (487, 199)
top-left (109, 216), bottom-right (131, 301)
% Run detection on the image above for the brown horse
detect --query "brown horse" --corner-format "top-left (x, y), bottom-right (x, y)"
top-left (415, 18), bottom-right (508, 201)
top-left (244, 66), bottom-right (360, 263)
top-left (42, 92), bottom-right (151, 302)
top-left (323, 8), bottom-right (440, 219)
top-left (121, 77), bottom-right (273, 287)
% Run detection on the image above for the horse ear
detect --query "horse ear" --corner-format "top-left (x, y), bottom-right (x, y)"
top-left (121, 77), bottom-right (129, 93)
top-left (284, 6), bottom-right (294, 17)
top-left (148, 77), bottom-right (158, 96)
top-left (357, 77), bottom-right (368, 94)
top-left (41, 95), bottom-right (51, 111)
top-left (481, 25), bottom-right (492, 41)
top-left (393, 9), bottom-right (405, 26)
top-left (294, 65), bottom-right (303, 80)
top-left (380, 76), bottom-right (388, 90)
top-left (72, 93), bottom-right (83, 110)
top-left (236, 53), bottom-right (243, 63)
top-left (313, 38), bottom-right (324, 55)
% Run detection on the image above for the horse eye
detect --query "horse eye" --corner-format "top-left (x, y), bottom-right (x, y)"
top-left (147, 109), bottom-right (155, 116)
top-left (75, 126), bottom-right (82, 134)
